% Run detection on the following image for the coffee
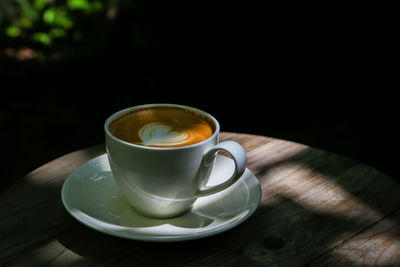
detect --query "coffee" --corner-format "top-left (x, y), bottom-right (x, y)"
top-left (109, 106), bottom-right (215, 147)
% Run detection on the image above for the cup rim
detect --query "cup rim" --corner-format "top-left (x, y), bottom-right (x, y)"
top-left (104, 103), bottom-right (220, 150)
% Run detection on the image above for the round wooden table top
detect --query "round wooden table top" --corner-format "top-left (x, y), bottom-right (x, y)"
top-left (1, 132), bottom-right (400, 266)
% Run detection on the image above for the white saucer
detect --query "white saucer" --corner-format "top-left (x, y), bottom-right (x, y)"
top-left (61, 154), bottom-right (261, 242)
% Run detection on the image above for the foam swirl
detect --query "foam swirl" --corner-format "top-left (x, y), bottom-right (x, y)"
top-left (139, 123), bottom-right (189, 147)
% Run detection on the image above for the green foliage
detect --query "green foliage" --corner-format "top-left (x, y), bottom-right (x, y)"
top-left (17, 0), bottom-right (39, 20)
top-left (67, 0), bottom-right (103, 12)
top-left (20, 16), bottom-right (33, 28)
top-left (91, 1), bottom-right (103, 11)
top-left (50, 28), bottom-right (67, 38)
top-left (33, 0), bottom-right (47, 11)
top-left (33, 32), bottom-right (51, 45)
top-left (43, 7), bottom-right (73, 28)
top-left (1, 0), bottom-right (111, 49)
top-left (68, 0), bottom-right (91, 10)
top-left (6, 26), bottom-right (21, 37)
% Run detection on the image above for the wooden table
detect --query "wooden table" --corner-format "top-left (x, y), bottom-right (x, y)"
top-left (1, 132), bottom-right (400, 266)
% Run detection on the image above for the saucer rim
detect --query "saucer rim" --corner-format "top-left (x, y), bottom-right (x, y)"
top-left (61, 154), bottom-right (261, 242)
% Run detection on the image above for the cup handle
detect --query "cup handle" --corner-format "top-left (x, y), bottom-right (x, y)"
top-left (196, 140), bottom-right (247, 197)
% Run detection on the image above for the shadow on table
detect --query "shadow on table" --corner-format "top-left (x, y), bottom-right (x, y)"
top-left (278, 147), bottom-right (400, 227)
top-left (1, 144), bottom-right (400, 266)
top-left (54, 192), bottom-right (400, 266)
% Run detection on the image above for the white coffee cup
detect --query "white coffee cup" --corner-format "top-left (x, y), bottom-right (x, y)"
top-left (104, 104), bottom-right (247, 218)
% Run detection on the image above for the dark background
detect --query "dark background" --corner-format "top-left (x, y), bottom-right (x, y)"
top-left (1, 3), bottom-right (398, 192)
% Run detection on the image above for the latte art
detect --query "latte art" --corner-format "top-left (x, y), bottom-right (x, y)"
top-left (139, 123), bottom-right (189, 146)
top-left (109, 106), bottom-right (215, 148)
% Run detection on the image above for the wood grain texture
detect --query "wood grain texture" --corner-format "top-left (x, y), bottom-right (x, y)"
top-left (1, 132), bottom-right (400, 266)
